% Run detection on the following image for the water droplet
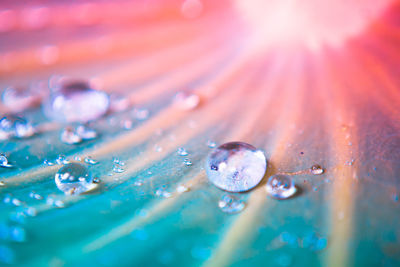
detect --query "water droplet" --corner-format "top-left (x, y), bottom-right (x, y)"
top-left (218, 194), bottom-right (245, 213)
top-left (0, 154), bottom-right (12, 168)
top-left (345, 159), bottom-right (355, 166)
top-left (55, 163), bottom-right (97, 195)
top-left (155, 188), bottom-right (172, 198)
top-left (112, 166), bottom-right (125, 173)
top-left (0, 181), bottom-right (5, 186)
top-left (43, 79), bottom-right (109, 123)
top-left (177, 147), bottom-right (189, 156)
top-left (133, 108), bottom-right (149, 121)
top-left (61, 127), bottom-right (82, 145)
top-left (76, 125), bottom-right (97, 140)
top-left (183, 158), bottom-right (193, 166)
top-left (205, 142), bottom-right (267, 192)
top-left (173, 91), bottom-right (200, 110)
top-left (0, 115), bottom-right (35, 140)
top-left (266, 174), bottom-right (296, 199)
top-left (134, 180), bottom-right (143, 186)
top-left (113, 158), bottom-right (125, 166)
top-left (176, 184), bottom-right (189, 193)
top-left (56, 155), bottom-right (70, 165)
top-left (43, 159), bottom-right (55, 166)
top-left (29, 191), bottom-right (43, 200)
top-left (84, 157), bottom-right (98, 165)
top-left (207, 140), bottom-right (217, 148)
top-left (310, 164), bottom-right (324, 175)
top-left (1, 84), bottom-right (44, 112)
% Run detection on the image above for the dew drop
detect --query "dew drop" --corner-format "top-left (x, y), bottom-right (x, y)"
top-left (0, 115), bottom-right (35, 140)
top-left (84, 157), bottom-right (98, 165)
top-left (76, 125), bottom-right (97, 140)
top-left (61, 127), bottom-right (82, 145)
top-left (218, 194), bottom-right (245, 213)
top-left (205, 142), bottom-right (267, 192)
top-left (207, 140), bottom-right (217, 148)
top-left (173, 91), bottom-right (200, 110)
top-left (266, 174), bottom-right (296, 199)
top-left (0, 181), bottom-right (5, 186)
top-left (43, 79), bottom-right (109, 123)
top-left (43, 159), bottom-right (55, 166)
top-left (176, 184), bottom-right (189, 193)
top-left (1, 84), bottom-right (44, 112)
top-left (113, 158), bottom-right (125, 166)
top-left (56, 155), bottom-right (70, 165)
top-left (310, 164), bottom-right (324, 175)
top-left (0, 154), bottom-right (12, 168)
top-left (177, 147), bottom-right (189, 156)
top-left (112, 166), bottom-right (125, 173)
top-left (183, 158), bottom-right (192, 166)
top-left (55, 163), bottom-right (97, 195)
top-left (155, 188), bottom-right (172, 198)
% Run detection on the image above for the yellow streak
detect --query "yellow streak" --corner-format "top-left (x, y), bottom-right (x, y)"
top-left (203, 51), bottom-right (306, 267)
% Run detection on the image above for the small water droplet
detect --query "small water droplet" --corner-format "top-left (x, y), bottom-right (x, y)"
top-left (134, 180), bottom-right (143, 186)
top-left (206, 142), bottom-right (267, 192)
top-left (43, 79), bottom-right (109, 123)
top-left (266, 174), bottom-right (296, 199)
top-left (55, 163), bottom-right (97, 195)
top-left (177, 147), bottom-right (189, 156)
top-left (93, 177), bottom-right (100, 184)
top-left (173, 91), bottom-right (200, 110)
top-left (43, 159), bottom-right (55, 166)
top-left (113, 158), bottom-right (125, 166)
top-left (24, 207), bottom-right (37, 217)
top-left (155, 188), bottom-right (172, 198)
top-left (176, 184), bottom-right (189, 193)
top-left (56, 155), bottom-right (70, 165)
top-left (76, 125), bottom-right (97, 140)
top-left (183, 158), bottom-right (192, 166)
top-left (0, 154), bottom-right (12, 168)
top-left (207, 140), bottom-right (217, 148)
top-left (345, 159), bottom-right (355, 166)
top-left (29, 191), bottom-right (43, 200)
top-left (133, 108), bottom-right (149, 120)
top-left (0, 181), bottom-right (5, 186)
top-left (310, 164), bottom-right (324, 175)
top-left (0, 115), bottom-right (35, 140)
top-left (112, 166), bottom-right (125, 173)
top-left (84, 157), bottom-right (98, 165)
top-left (218, 194), bottom-right (245, 213)
top-left (61, 127), bottom-right (82, 144)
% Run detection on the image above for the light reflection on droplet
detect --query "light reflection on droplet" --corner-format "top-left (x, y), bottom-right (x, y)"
top-left (310, 164), bottom-right (324, 175)
top-left (218, 194), bottom-right (245, 214)
top-left (206, 142), bottom-right (267, 192)
top-left (55, 163), bottom-right (96, 195)
top-left (266, 174), bottom-right (296, 200)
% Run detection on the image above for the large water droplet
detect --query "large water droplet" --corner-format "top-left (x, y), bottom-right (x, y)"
top-left (55, 163), bottom-right (96, 195)
top-left (0, 115), bottom-right (35, 140)
top-left (173, 91), bottom-right (200, 110)
top-left (266, 174), bottom-right (296, 199)
top-left (206, 142), bottom-right (267, 192)
top-left (218, 194), bottom-right (245, 213)
top-left (43, 79), bottom-right (109, 123)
